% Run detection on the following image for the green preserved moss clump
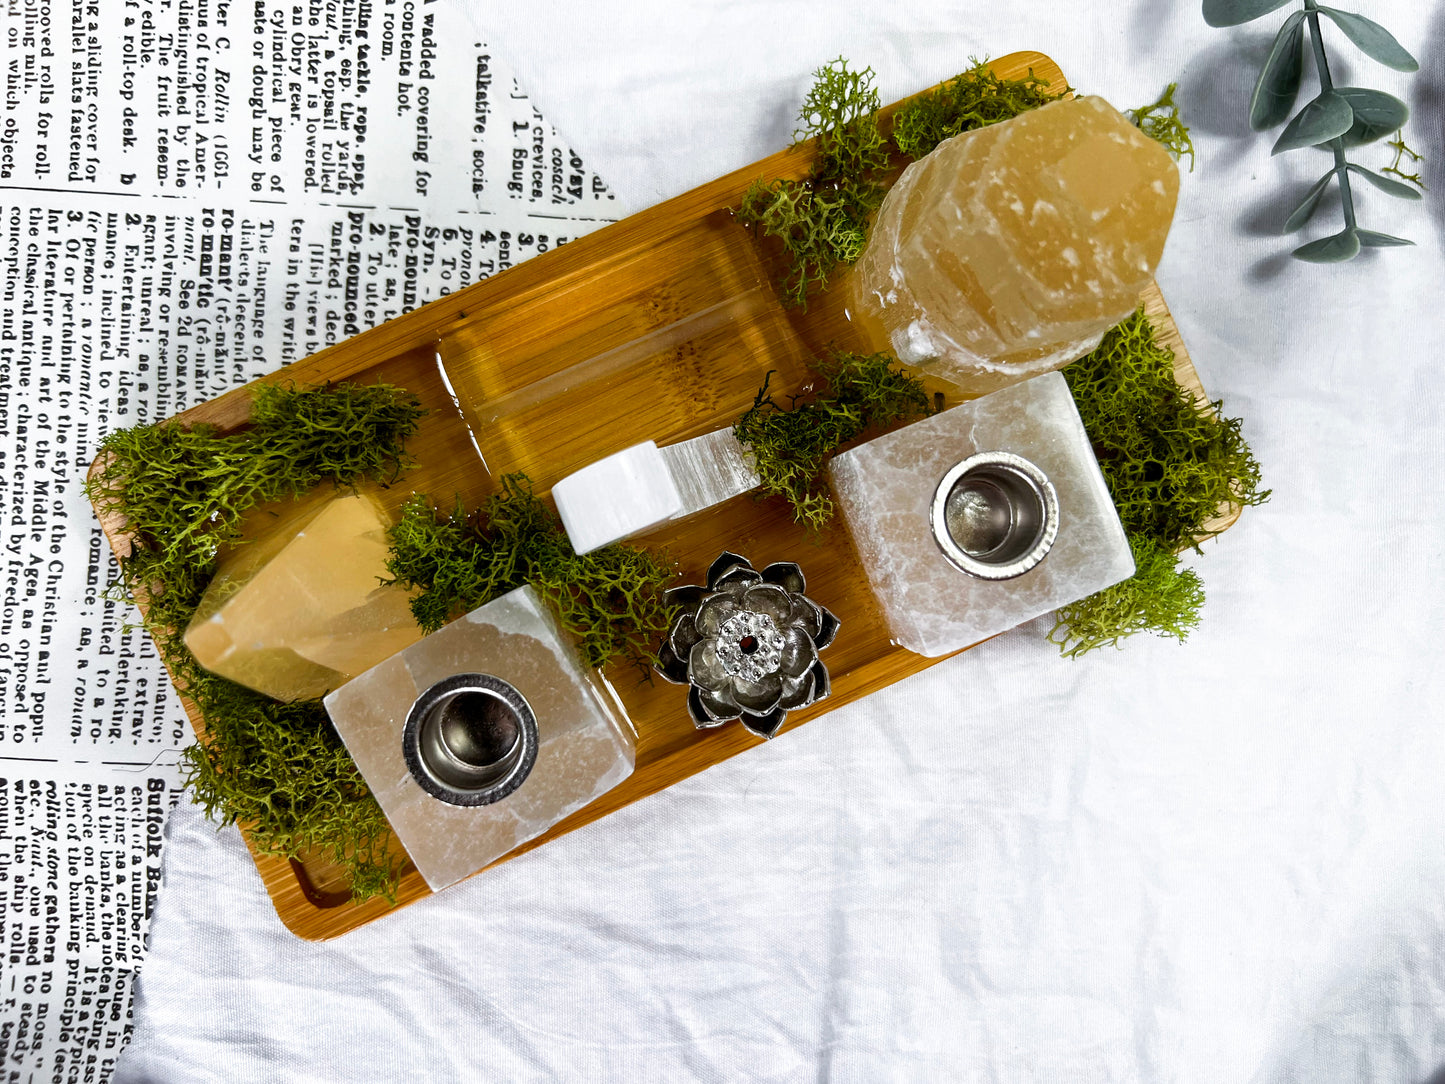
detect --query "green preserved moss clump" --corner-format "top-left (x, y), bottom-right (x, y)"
top-left (891, 60), bottom-right (1066, 159)
top-left (1050, 310), bottom-right (1269, 656)
top-left (86, 382), bottom-right (427, 902)
top-left (1051, 534), bottom-right (1206, 658)
top-left (1127, 83), bottom-right (1196, 170)
top-left (179, 683), bottom-right (402, 902)
top-left (385, 475), bottom-right (677, 673)
top-left (734, 349), bottom-right (933, 531)
top-left (738, 57), bottom-right (891, 309)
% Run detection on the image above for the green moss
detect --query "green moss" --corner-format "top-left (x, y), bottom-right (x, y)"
top-left (1065, 310), bottom-right (1268, 550)
top-left (891, 60), bottom-right (1066, 159)
top-left (798, 55), bottom-right (892, 185)
top-left (1051, 310), bottom-right (1269, 657)
top-left (385, 476), bottom-right (677, 673)
top-left (87, 382), bottom-right (424, 644)
top-left (737, 58), bottom-right (890, 310)
top-left (85, 381), bottom-right (426, 902)
top-left (734, 350), bottom-right (932, 531)
top-left (1049, 535), bottom-right (1204, 658)
top-left (1128, 83), bottom-right (1196, 171)
top-left (737, 177), bottom-right (879, 309)
top-left (178, 684), bottom-right (401, 902)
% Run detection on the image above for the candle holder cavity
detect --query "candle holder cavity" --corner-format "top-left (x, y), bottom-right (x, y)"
top-left (403, 673), bottom-right (539, 807)
top-left (931, 451), bottom-right (1059, 581)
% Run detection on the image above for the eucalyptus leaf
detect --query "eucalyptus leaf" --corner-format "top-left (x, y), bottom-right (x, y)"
top-left (1315, 7), bottom-right (1419, 72)
top-left (1292, 228), bottom-right (1361, 262)
top-left (1250, 12), bottom-right (1307, 130)
top-left (1334, 87), bottom-right (1409, 146)
top-left (1272, 90), bottom-right (1354, 154)
top-left (1355, 229), bottom-right (1414, 247)
top-left (1282, 170), bottom-right (1338, 232)
top-left (1202, 0), bottom-right (1294, 27)
top-left (1345, 163), bottom-right (1424, 200)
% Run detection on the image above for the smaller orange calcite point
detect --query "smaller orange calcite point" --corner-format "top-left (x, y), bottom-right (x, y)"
top-left (184, 490), bottom-right (423, 702)
top-left (851, 95), bottom-right (1179, 396)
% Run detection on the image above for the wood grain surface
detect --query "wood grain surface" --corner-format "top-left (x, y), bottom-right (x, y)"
top-left (90, 51), bottom-right (1236, 940)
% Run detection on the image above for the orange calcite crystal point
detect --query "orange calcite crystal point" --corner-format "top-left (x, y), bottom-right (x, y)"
top-left (184, 490), bottom-right (423, 702)
top-left (851, 95), bottom-right (1179, 396)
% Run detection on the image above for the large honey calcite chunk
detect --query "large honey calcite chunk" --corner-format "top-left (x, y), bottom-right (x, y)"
top-left (851, 96), bottom-right (1178, 396)
top-left (184, 490), bottom-right (423, 702)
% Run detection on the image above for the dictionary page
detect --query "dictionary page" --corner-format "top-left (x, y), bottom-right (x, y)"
top-left (0, 2), bottom-right (615, 1078)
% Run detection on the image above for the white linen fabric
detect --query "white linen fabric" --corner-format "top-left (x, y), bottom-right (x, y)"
top-left (115, 2), bottom-right (1445, 1081)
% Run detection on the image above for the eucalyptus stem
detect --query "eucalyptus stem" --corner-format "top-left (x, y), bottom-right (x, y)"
top-left (1304, 0), bottom-right (1357, 230)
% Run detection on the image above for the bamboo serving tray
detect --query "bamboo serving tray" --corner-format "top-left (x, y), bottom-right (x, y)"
top-left (92, 52), bottom-right (1236, 940)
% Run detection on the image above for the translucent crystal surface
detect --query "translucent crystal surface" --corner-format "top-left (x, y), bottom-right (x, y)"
top-left (323, 586), bottom-right (636, 891)
top-left (828, 372), bottom-right (1134, 657)
top-left (851, 96), bottom-right (1178, 396)
top-left (183, 491), bottom-right (422, 702)
top-left (658, 428), bottom-right (760, 516)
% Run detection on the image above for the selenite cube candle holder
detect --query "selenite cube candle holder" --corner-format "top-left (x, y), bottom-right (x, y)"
top-left (828, 372), bottom-right (1134, 657)
top-left (323, 585), bottom-right (636, 890)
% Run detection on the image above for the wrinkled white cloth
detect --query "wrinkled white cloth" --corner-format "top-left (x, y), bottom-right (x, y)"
top-left (116, 2), bottom-right (1445, 1081)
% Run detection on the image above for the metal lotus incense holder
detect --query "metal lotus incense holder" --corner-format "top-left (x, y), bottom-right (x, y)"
top-left (656, 552), bottom-right (839, 740)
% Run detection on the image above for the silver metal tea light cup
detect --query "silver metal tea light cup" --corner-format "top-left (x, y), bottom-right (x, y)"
top-left (402, 672), bottom-right (539, 807)
top-left (930, 451), bottom-right (1059, 580)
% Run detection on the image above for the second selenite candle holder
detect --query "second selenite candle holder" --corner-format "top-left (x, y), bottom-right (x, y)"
top-left (828, 371), bottom-right (1134, 657)
top-left (324, 585), bottom-right (636, 890)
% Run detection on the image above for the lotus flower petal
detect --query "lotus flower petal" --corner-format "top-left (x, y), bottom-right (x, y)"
top-left (688, 686), bottom-right (730, 728)
top-left (812, 606), bottom-right (840, 651)
top-left (787, 594), bottom-right (823, 640)
top-left (695, 594), bottom-right (738, 637)
top-left (707, 551), bottom-right (753, 587)
top-left (741, 706), bottom-right (788, 740)
top-left (730, 671), bottom-right (783, 715)
top-left (698, 685), bottom-right (742, 722)
top-left (655, 641), bottom-right (690, 685)
top-left (713, 566), bottom-right (762, 592)
top-left (669, 611), bottom-right (701, 657)
top-left (665, 584), bottom-right (707, 611)
top-left (761, 561), bottom-right (806, 594)
top-left (741, 583), bottom-right (793, 625)
top-left (779, 626), bottom-right (818, 678)
top-left (688, 639), bottom-right (731, 692)
top-left (809, 660), bottom-right (831, 702)
top-left (779, 669), bottom-right (816, 710)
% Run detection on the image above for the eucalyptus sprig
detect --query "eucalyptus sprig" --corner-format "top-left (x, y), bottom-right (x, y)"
top-left (1204, 0), bottom-right (1420, 261)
